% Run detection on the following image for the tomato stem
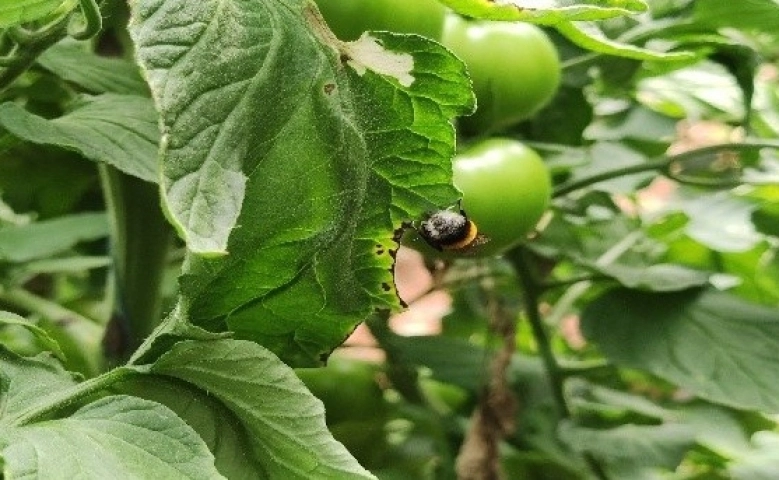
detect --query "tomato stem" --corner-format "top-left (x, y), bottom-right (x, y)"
top-left (553, 140), bottom-right (779, 198)
top-left (508, 247), bottom-right (569, 417)
top-left (0, 18), bottom-right (68, 92)
top-left (365, 310), bottom-right (428, 406)
top-left (552, 159), bottom-right (669, 198)
top-left (99, 166), bottom-right (172, 364)
top-left (508, 247), bottom-right (611, 480)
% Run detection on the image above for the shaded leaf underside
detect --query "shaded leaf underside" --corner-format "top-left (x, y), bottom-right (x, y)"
top-left (582, 288), bottom-right (779, 413)
top-left (0, 395), bottom-right (224, 480)
top-left (149, 339), bottom-right (375, 479)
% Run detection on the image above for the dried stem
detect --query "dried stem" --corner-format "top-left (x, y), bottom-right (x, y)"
top-left (455, 278), bottom-right (517, 480)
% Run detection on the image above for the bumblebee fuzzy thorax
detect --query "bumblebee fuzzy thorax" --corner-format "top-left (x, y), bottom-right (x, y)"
top-left (418, 209), bottom-right (478, 251)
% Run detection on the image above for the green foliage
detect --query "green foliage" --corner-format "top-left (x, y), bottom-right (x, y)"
top-left (147, 339), bottom-right (376, 479)
top-left (581, 289), bottom-right (779, 412)
top-left (439, 0), bottom-right (648, 23)
top-left (37, 40), bottom-right (148, 95)
top-left (0, 0), bottom-right (75, 28)
top-left (0, 395), bottom-right (224, 479)
top-left (0, 95), bottom-right (159, 182)
top-left (0, 212), bottom-right (107, 263)
top-left (0, 0), bottom-right (776, 478)
top-left (128, 0), bottom-right (473, 364)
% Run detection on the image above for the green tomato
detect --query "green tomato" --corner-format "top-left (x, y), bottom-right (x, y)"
top-left (454, 139), bottom-right (551, 256)
top-left (314, 0), bottom-right (446, 41)
top-left (405, 138), bottom-right (551, 257)
top-left (442, 15), bottom-right (561, 134)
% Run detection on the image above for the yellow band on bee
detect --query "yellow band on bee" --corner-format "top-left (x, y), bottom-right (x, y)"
top-left (441, 220), bottom-right (478, 250)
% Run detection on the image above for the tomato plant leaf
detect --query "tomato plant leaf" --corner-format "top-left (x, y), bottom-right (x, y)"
top-left (588, 262), bottom-right (711, 291)
top-left (17, 255), bottom-right (111, 276)
top-left (37, 40), bottom-right (149, 95)
top-left (129, 0), bottom-right (473, 364)
top-left (581, 288), bottom-right (779, 412)
top-left (555, 21), bottom-right (696, 61)
top-left (0, 212), bottom-right (108, 263)
top-left (693, 0), bottom-right (779, 33)
top-left (0, 395), bottom-right (224, 480)
top-left (389, 335), bottom-right (491, 391)
top-left (117, 376), bottom-right (266, 479)
top-left (752, 202), bottom-right (779, 238)
top-left (438, 0), bottom-right (647, 24)
top-left (0, 95), bottom-right (159, 183)
top-left (0, 146), bottom-right (96, 219)
top-left (147, 339), bottom-right (376, 479)
top-left (129, 0), bottom-right (470, 251)
top-left (708, 44), bottom-right (760, 125)
top-left (558, 420), bottom-right (696, 475)
top-left (672, 404), bottom-right (752, 457)
top-left (0, 0), bottom-right (75, 27)
top-left (0, 311), bottom-right (65, 360)
top-left (0, 347), bottom-right (78, 425)
top-left (638, 62), bottom-right (745, 120)
top-left (729, 431), bottom-right (779, 480)
top-left (673, 191), bottom-right (762, 252)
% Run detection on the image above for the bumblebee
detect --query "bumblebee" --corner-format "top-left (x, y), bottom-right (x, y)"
top-left (417, 206), bottom-right (487, 252)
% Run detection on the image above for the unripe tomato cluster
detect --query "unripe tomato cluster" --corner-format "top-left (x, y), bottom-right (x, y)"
top-left (314, 0), bottom-right (559, 257)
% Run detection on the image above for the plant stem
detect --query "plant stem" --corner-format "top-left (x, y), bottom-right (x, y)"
top-left (365, 310), bottom-right (427, 405)
top-left (11, 366), bottom-right (139, 426)
top-left (456, 277), bottom-right (517, 480)
top-left (560, 52), bottom-right (598, 70)
top-left (553, 159), bottom-right (669, 198)
top-left (99, 166), bottom-right (172, 363)
top-left (0, 18), bottom-right (68, 92)
top-left (553, 140), bottom-right (779, 198)
top-left (508, 247), bottom-right (569, 418)
top-left (68, 0), bottom-right (103, 40)
top-left (558, 359), bottom-right (612, 377)
top-left (509, 249), bottom-right (614, 476)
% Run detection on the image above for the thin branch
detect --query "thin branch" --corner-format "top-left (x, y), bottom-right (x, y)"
top-left (68, 0), bottom-right (103, 40)
top-left (455, 278), bottom-right (517, 480)
top-left (553, 159), bottom-right (669, 198)
top-left (553, 140), bottom-right (779, 198)
top-left (510, 248), bottom-right (570, 418)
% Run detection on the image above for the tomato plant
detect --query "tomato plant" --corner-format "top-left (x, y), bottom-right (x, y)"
top-left (0, 1), bottom-right (778, 479)
top-left (442, 14), bottom-right (562, 134)
top-left (314, 0), bottom-right (446, 40)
